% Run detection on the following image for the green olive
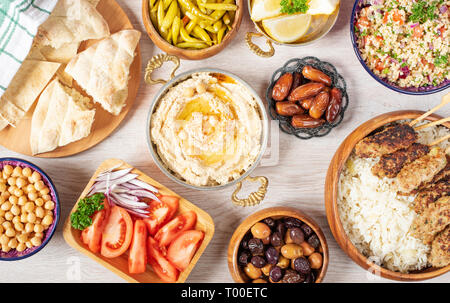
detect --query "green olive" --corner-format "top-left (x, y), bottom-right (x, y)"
top-left (251, 222), bottom-right (271, 239)
top-left (281, 243), bottom-right (303, 260)
top-left (244, 263), bottom-right (262, 280)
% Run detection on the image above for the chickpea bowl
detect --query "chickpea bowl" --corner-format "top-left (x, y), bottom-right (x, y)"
top-left (227, 207), bottom-right (328, 283)
top-left (0, 158), bottom-right (60, 261)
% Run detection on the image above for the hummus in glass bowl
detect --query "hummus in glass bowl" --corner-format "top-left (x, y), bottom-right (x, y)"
top-left (150, 72), bottom-right (264, 187)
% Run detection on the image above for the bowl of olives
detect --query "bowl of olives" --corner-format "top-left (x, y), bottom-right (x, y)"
top-left (227, 207), bottom-right (328, 283)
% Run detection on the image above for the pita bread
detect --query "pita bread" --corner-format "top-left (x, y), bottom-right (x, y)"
top-left (35, 0), bottom-right (109, 49)
top-left (30, 79), bottom-right (95, 155)
top-left (0, 60), bottom-right (60, 131)
top-left (39, 42), bottom-right (79, 64)
top-left (65, 29), bottom-right (140, 115)
top-left (86, 0), bottom-right (100, 6)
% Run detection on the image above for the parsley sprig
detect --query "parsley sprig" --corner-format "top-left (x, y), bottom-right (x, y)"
top-left (70, 193), bottom-right (105, 230)
top-left (409, 0), bottom-right (442, 24)
top-left (280, 0), bottom-right (309, 15)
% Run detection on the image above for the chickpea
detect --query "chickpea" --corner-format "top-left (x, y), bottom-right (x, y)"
top-left (15, 178), bottom-right (26, 189)
top-left (10, 205), bottom-right (20, 217)
top-left (34, 224), bottom-right (44, 233)
top-left (35, 198), bottom-right (44, 207)
top-left (0, 234), bottom-right (9, 245)
top-left (24, 202), bottom-right (35, 213)
top-left (281, 244), bottom-right (303, 260)
top-left (44, 201), bottom-right (54, 210)
top-left (276, 255), bottom-right (290, 269)
top-left (42, 194), bottom-right (51, 202)
top-left (196, 82), bottom-right (207, 94)
top-left (34, 181), bottom-right (45, 191)
top-left (20, 213), bottom-right (27, 223)
top-left (25, 241), bottom-right (33, 248)
top-left (22, 167), bottom-right (32, 177)
top-left (8, 238), bottom-right (17, 249)
top-left (0, 183), bottom-right (6, 192)
top-left (42, 215), bottom-right (53, 226)
top-left (299, 241), bottom-right (315, 257)
top-left (251, 222), bottom-right (271, 239)
top-left (31, 171), bottom-right (41, 183)
top-left (17, 233), bottom-right (28, 243)
top-left (26, 184), bottom-right (36, 193)
top-left (28, 192), bottom-right (38, 201)
top-left (27, 213), bottom-right (36, 223)
top-left (16, 243), bottom-right (26, 252)
top-left (0, 217), bottom-right (4, 225)
top-left (1, 191), bottom-right (10, 200)
top-left (0, 196), bottom-right (4, 204)
top-left (4, 211), bottom-right (13, 221)
top-left (8, 195), bottom-right (17, 204)
top-left (2, 221), bottom-right (12, 229)
top-left (308, 252), bottom-right (323, 269)
top-left (3, 165), bottom-right (13, 176)
top-left (45, 210), bottom-right (53, 217)
top-left (7, 177), bottom-right (16, 186)
top-left (18, 196), bottom-right (27, 206)
top-left (244, 263), bottom-right (262, 280)
top-left (12, 166), bottom-right (22, 177)
top-left (5, 227), bottom-right (15, 237)
top-left (0, 225), bottom-right (3, 235)
top-left (12, 216), bottom-right (21, 225)
top-left (7, 185), bottom-right (16, 194)
top-left (25, 223), bottom-right (34, 233)
top-left (31, 237), bottom-right (42, 247)
top-left (14, 222), bottom-right (24, 232)
top-left (13, 188), bottom-right (23, 197)
top-left (2, 244), bottom-right (11, 252)
top-left (40, 187), bottom-right (50, 196)
top-left (35, 206), bottom-right (45, 218)
top-left (0, 210), bottom-right (4, 218)
top-left (1, 201), bottom-right (11, 211)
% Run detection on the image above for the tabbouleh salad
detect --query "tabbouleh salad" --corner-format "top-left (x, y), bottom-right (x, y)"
top-left (354, 0), bottom-right (449, 88)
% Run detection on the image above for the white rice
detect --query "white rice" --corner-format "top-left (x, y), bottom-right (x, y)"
top-left (338, 121), bottom-right (450, 273)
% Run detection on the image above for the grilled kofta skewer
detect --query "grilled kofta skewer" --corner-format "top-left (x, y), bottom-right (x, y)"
top-left (355, 124), bottom-right (417, 158)
top-left (397, 147), bottom-right (448, 194)
top-left (371, 143), bottom-right (430, 178)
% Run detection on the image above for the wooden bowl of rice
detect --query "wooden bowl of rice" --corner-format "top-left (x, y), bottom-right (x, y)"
top-left (325, 110), bottom-right (450, 281)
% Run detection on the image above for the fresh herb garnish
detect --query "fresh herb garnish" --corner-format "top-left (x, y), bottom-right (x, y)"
top-left (280, 0), bottom-right (309, 15)
top-left (409, 0), bottom-right (441, 24)
top-left (434, 54), bottom-right (448, 67)
top-left (70, 193), bottom-right (105, 230)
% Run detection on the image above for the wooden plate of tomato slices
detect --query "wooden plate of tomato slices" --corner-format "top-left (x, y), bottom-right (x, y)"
top-left (62, 158), bottom-right (215, 283)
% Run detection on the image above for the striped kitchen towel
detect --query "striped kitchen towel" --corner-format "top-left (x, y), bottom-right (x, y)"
top-left (0, 0), bottom-right (58, 97)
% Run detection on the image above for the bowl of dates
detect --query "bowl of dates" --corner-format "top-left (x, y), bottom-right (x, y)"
top-left (267, 57), bottom-right (349, 139)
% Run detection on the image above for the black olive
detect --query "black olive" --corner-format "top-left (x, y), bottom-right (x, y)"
top-left (270, 232), bottom-right (284, 247)
top-left (263, 217), bottom-right (276, 229)
top-left (301, 223), bottom-right (314, 237)
top-left (284, 217), bottom-right (303, 229)
top-left (293, 257), bottom-right (311, 274)
top-left (304, 271), bottom-right (316, 283)
top-left (307, 234), bottom-right (320, 249)
top-left (240, 232), bottom-right (252, 250)
top-left (269, 266), bottom-right (283, 282)
top-left (265, 246), bottom-right (279, 265)
top-left (251, 256), bottom-right (267, 268)
top-left (248, 238), bottom-right (264, 255)
top-left (275, 221), bottom-right (286, 236)
top-left (289, 227), bottom-right (305, 244)
top-left (281, 269), bottom-right (305, 283)
top-left (238, 250), bottom-right (250, 266)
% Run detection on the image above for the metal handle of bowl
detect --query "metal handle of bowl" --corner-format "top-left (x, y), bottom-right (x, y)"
top-left (231, 176), bottom-right (269, 207)
top-left (144, 53), bottom-right (180, 85)
top-left (245, 32), bottom-right (275, 58)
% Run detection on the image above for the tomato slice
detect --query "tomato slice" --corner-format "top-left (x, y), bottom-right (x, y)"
top-left (167, 230), bottom-right (204, 271)
top-left (128, 220), bottom-right (148, 274)
top-left (155, 211), bottom-right (197, 248)
top-left (81, 208), bottom-right (109, 253)
top-left (159, 195), bottom-right (179, 223)
top-left (147, 237), bottom-right (179, 282)
top-left (101, 206), bottom-right (133, 258)
top-left (143, 200), bottom-right (170, 236)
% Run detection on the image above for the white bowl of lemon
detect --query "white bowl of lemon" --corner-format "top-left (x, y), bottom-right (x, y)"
top-left (246, 0), bottom-right (340, 57)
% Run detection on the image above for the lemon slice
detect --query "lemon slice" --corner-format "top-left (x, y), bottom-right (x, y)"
top-left (262, 13), bottom-right (312, 43)
top-left (307, 0), bottom-right (339, 15)
top-left (251, 0), bottom-right (282, 22)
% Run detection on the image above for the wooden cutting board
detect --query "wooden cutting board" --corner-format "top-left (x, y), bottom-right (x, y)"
top-left (0, 0), bottom-right (141, 158)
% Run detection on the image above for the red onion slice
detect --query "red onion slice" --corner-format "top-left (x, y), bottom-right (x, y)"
top-left (96, 168), bottom-right (133, 182)
top-left (109, 193), bottom-right (149, 210)
top-left (127, 179), bottom-right (159, 193)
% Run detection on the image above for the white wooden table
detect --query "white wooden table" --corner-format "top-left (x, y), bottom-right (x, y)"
top-left (0, 0), bottom-right (448, 283)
